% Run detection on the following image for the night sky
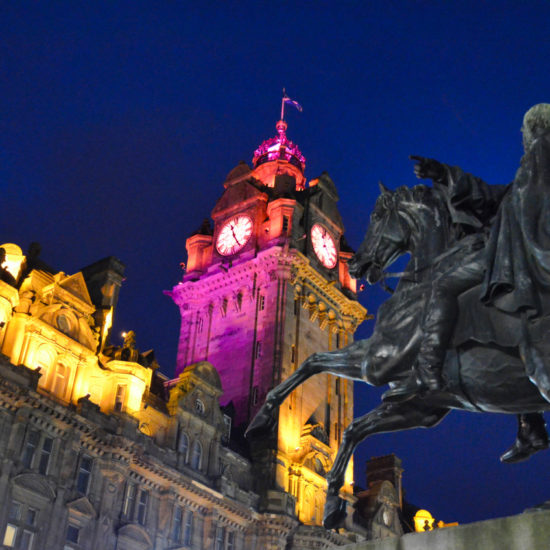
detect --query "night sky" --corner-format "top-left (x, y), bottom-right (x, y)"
top-left (2, 2), bottom-right (550, 526)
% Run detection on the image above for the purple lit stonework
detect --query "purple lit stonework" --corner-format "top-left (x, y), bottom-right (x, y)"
top-left (169, 120), bottom-right (367, 524)
top-left (253, 120), bottom-right (306, 183)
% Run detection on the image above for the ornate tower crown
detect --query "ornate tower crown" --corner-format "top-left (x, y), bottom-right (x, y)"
top-left (252, 120), bottom-right (306, 173)
top-left (251, 120), bottom-right (306, 190)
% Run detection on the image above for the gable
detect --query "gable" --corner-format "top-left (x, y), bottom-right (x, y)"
top-left (12, 473), bottom-right (56, 502)
top-left (117, 524), bottom-right (152, 550)
top-left (58, 272), bottom-right (93, 305)
top-left (211, 179), bottom-right (267, 217)
top-left (67, 496), bottom-right (97, 519)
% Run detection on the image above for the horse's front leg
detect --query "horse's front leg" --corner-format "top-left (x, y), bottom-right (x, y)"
top-left (245, 352), bottom-right (330, 439)
top-left (246, 344), bottom-right (367, 440)
top-left (323, 400), bottom-right (449, 529)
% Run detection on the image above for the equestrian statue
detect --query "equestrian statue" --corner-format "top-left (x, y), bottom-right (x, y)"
top-left (246, 104), bottom-right (550, 529)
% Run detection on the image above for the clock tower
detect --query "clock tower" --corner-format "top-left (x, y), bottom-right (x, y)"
top-left (169, 117), bottom-right (367, 525)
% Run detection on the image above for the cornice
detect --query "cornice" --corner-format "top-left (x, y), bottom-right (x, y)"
top-left (171, 246), bottom-right (287, 306)
top-left (290, 252), bottom-right (367, 324)
top-left (1, 374), bottom-right (259, 520)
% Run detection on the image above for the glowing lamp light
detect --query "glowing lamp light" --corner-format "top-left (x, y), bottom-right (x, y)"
top-left (414, 509), bottom-right (435, 532)
top-left (121, 331), bottom-right (127, 338)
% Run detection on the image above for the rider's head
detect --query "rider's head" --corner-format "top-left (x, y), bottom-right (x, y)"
top-left (522, 103), bottom-right (550, 152)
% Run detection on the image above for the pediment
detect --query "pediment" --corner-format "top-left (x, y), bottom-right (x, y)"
top-left (67, 496), bottom-right (97, 519)
top-left (117, 524), bottom-right (153, 547)
top-left (12, 473), bottom-right (56, 501)
top-left (58, 272), bottom-right (93, 306)
top-left (34, 303), bottom-right (98, 350)
top-left (211, 179), bottom-right (267, 217)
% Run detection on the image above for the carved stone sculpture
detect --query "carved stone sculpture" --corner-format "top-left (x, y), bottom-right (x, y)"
top-left (246, 105), bottom-right (550, 529)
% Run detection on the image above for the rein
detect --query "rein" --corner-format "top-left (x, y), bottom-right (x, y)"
top-left (382, 241), bottom-right (465, 286)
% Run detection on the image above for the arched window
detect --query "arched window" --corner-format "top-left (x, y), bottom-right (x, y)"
top-left (35, 346), bottom-right (54, 389)
top-left (304, 486), bottom-right (314, 523)
top-left (178, 432), bottom-right (189, 462)
top-left (53, 364), bottom-right (68, 398)
top-left (190, 440), bottom-right (202, 470)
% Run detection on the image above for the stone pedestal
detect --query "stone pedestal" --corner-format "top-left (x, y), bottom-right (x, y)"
top-left (342, 509), bottom-right (550, 550)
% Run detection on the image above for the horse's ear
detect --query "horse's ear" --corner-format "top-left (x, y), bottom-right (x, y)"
top-left (378, 181), bottom-right (391, 195)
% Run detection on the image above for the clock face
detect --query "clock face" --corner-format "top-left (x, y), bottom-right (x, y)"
top-left (216, 215), bottom-right (253, 256)
top-left (311, 224), bottom-right (337, 268)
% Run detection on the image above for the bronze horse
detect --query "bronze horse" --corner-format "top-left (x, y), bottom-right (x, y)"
top-left (246, 183), bottom-right (550, 529)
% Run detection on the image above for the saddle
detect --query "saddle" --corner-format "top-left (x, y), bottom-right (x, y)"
top-left (453, 284), bottom-right (550, 349)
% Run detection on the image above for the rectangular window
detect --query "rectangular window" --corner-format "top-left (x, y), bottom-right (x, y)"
top-left (291, 345), bottom-right (296, 363)
top-left (258, 295), bottom-right (265, 311)
top-left (38, 437), bottom-right (53, 475)
top-left (215, 526), bottom-right (225, 550)
top-left (227, 531), bottom-right (235, 550)
top-left (66, 524), bottom-right (79, 544)
top-left (3, 524), bottom-right (17, 547)
top-left (222, 415), bottom-right (232, 442)
top-left (282, 215), bottom-right (290, 234)
top-left (183, 510), bottom-right (193, 546)
top-left (22, 430), bottom-right (40, 468)
top-left (294, 299), bottom-right (299, 316)
top-left (20, 530), bottom-right (34, 550)
top-left (196, 516), bottom-right (204, 549)
top-left (255, 341), bottom-right (262, 359)
top-left (252, 386), bottom-right (259, 406)
top-left (77, 456), bottom-right (92, 494)
top-left (172, 505), bottom-right (183, 542)
top-left (3, 502), bottom-right (37, 549)
top-left (8, 501), bottom-right (22, 522)
top-left (114, 385), bottom-right (126, 412)
top-left (335, 378), bottom-right (340, 396)
top-left (197, 316), bottom-right (204, 334)
top-left (137, 490), bottom-right (148, 525)
top-left (123, 482), bottom-right (136, 517)
top-left (25, 508), bottom-right (37, 527)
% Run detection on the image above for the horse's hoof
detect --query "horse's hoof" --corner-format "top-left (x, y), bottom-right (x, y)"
top-left (245, 404), bottom-right (276, 440)
top-left (323, 495), bottom-right (347, 530)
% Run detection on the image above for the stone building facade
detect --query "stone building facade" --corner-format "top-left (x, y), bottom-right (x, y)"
top-left (0, 118), bottom-right (367, 549)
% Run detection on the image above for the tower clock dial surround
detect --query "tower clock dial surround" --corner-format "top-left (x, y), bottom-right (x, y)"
top-left (216, 214), bottom-right (254, 256)
top-left (311, 223), bottom-right (337, 268)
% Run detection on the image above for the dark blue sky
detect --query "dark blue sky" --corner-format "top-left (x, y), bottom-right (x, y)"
top-left (2, 1), bottom-right (550, 525)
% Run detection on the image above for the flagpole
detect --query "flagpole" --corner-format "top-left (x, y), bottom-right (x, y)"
top-left (281, 88), bottom-right (286, 121)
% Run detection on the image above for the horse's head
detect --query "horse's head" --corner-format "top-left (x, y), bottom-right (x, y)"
top-left (348, 183), bottom-right (410, 284)
top-left (349, 183), bottom-right (440, 285)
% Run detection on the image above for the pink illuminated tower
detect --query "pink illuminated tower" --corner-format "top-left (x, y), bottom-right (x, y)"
top-left (168, 114), bottom-right (367, 523)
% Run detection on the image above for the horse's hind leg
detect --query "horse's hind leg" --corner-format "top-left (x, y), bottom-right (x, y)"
top-left (245, 342), bottom-right (367, 439)
top-left (323, 400), bottom-right (449, 529)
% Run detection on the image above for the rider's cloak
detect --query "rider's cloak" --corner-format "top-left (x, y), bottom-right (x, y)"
top-left (481, 130), bottom-right (550, 317)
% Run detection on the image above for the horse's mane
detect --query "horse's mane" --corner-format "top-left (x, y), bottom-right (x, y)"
top-left (374, 184), bottom-right (440, 215)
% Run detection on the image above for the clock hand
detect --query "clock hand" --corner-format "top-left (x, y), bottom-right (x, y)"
top-left (231, 225), bottom-right (241, 245)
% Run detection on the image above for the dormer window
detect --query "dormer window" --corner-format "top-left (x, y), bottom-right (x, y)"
top-left (115, 385), bottom-right (126, 412)
top-left (194, 399), bottom-right (205, 415)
